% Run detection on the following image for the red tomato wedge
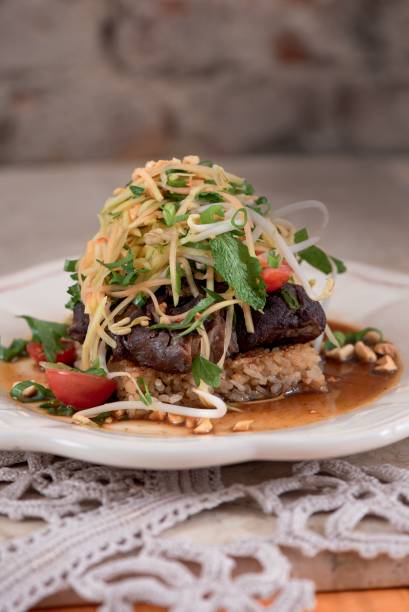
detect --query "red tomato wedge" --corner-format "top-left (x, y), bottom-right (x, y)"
top-left (260, 262), bottom-right (293, 292)
top-left (27, 340), bottom-right (77, 366)
top-left (45, 369), bottom-right (117, 409)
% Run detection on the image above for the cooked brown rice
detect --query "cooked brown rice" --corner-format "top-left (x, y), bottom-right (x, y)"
top-left (109, 342), bottom-right (326, 408)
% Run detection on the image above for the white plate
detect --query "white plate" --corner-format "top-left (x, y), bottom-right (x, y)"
top-left (0, 260), bottom-right (408, 469)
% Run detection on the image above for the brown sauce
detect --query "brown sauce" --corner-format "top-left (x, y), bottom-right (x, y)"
top-left (0, 321), bottom-right (402, 437)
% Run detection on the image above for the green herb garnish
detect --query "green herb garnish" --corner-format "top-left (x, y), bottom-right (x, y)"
top-left (167, 174), bottom-right (188, 188)
top-left (0, 339), bottom-right (27, 362)
top-left (92, 411), bottom-right (111, 426)
top-left (20, 316), bottom-right (68, 362)
top-left (249, 196), bottom-right (271, 215)
top-left (133, 292), bottom-right (147, 308)
top-left (64, 259), bottom-right (78, 272)
top-left (129, 185), bottom-right (144, 198)
top-left (162, 203), bottom-right (189, 227)
top-left (192, 355), bottom-right (222, 388)
top-left (267, 250), bottom-right (281, 268)
top-left (136, 376), bottom-right (153, 406)
top-left (98, 249), bottom-right (138, 286)
top-left (294, 228), bottom-right (347, 275)
top-left (210, 233), bottom-right (266, 310)
top-left (40, 399), bottom-right (75, 417)
top-left (65, 281), bottom-right (81, 310)
top-left (280, 286), bottom-right (300, 311)
top-left (150, 294), bottom-right (220, 332)
top-left (10, 380), bottom-right (54, 403)
top-left (196, 192), bottom-right (224, 204)
top-left (199, 205), bottom-right (225, 224)
top-left (231, 208), bottom-right (248, 229)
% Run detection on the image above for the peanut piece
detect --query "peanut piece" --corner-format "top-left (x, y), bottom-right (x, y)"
top-left (325, 344), bottom-right (355, 362)
top-left (232, 419), bottom-right (254, 432)
top-left (374, 342), bottom-right (397, 358)
top-left (148, 410), bottom-right (166, 422)
top-left (193, 418), bottom-right (213, 434)
top-left (374, 355), bottom-right (398, 374)
top-left (185, 417), bottom-right (197, 429)
top-left (354, 341), bottom-right (377, 363)
top-left (21, 384), bottom-right (37, 398)
top-left (363, 330), bottom-right (382, 345)
top-left (167, 413), bottom-right (185, 426)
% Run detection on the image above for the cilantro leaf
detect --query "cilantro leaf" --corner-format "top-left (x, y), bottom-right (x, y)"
top-left (294, 228), bottom-right (347, 275)
top-left (20, 316), bottom-right (68, 362)
top-left (65, 282), bottom-right (81, 310)
top-left (0, 339), bottom-right (27, 362)
top-left (192, 355), bottom-right (222, 388)
top-left (98, 249), bottom-right (138, 286)
top-left (280, 286), bottom-right (300, 311)
top-left (210, 233), bottom-right (266, 310)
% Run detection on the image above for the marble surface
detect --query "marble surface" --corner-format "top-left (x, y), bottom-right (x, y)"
top-left (0, 156), bottom-right (409, 596)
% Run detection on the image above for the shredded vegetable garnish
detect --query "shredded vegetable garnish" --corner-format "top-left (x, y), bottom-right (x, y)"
top-left (71, 155), bottom-right (346, 387)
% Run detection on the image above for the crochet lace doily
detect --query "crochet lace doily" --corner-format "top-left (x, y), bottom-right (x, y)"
top-left (1, 451), bottom-right (409, 612)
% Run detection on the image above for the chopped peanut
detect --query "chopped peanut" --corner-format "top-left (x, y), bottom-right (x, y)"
top-left (21, 384), bottom-right (38, 398)
top-left (185, 417), bottom-right (197, 429)
top-left (148, 410), bottom-right (166, 422)
top-left (354, 341), bottom-right (377, 363)
top-left (193, 418), bottom-right (213, 434)
top-left (325, 344), bottom-right (355, 362)
top-left (363, 330), bottom-right (383, 345)
top-left (374, 355), bottom-right (398, 374)
top-left (167, 413), bottom-right (185, 426)
top-left (232, 419), bottom-right (254, 432)
top-left (374, 342), bottom-right (397, 358)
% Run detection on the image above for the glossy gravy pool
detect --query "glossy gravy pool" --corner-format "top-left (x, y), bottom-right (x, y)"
top-left (0, 322), bottom-right (401, 437)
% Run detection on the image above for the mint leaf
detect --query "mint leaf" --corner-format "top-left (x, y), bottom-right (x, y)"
top-left (210, 233), bottom-right (266, 310)
top-left (0, 339), bottom-right (27, 362)
top-left (20, 316), bottom-right (68, 361)
top-left (192, 355), bottom-right (222, 388)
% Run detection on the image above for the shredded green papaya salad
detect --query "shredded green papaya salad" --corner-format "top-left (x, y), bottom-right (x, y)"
top-left (5, 155), bottom-right (354, 426)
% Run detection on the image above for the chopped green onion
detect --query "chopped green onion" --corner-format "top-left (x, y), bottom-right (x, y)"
top-left (267, 250), bottom-right (281, 268)
top-left (280, 286), bottom-right (300, 311)
top-left (199, 205), bottom-right (225, 224)
top-left (231, 208), bottom-right (248, 229)
top-left (10, 380), bottom-right (54, 403)
top-left (129, 185), bottom-right (144, 198)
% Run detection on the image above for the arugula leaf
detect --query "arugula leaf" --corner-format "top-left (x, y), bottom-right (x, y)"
top-left (210, 233), bottom-right (266, 310)
top-left (267, 249), bottom-right (281, 268)
top-left (10, 380), bottom-right (54, 403)
top-left (64, 259), bottom-right (78, 272)
top-left (0, 339), bottom-right (27, 362)
top-left (20, 316), bottom-right (68, 361)
top-left (294, 228), bottom-right (347, 275)
top-left (196, 192), bottom-right (224, 204)
top-left (192, 355), bottom-right (222, 388)
top-left (129, 185), bottom-right (144, 198)
top-left (280, 286), bottom-right (300, 311)
top-left (199, 205), bottom-right (225, 224)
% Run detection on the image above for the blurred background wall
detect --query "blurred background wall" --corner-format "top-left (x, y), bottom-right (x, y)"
top-left (1, 0), bottom-right (409, 164)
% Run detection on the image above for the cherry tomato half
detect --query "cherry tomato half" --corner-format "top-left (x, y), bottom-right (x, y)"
top-left (45, 369), bottom-right (117, 409)
top-left (260, 263), bottom-right (293, 293)
top-left (27, 340), bottom-right (77, 366)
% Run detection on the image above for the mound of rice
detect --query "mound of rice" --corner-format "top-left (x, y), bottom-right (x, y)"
top-left (109, 342), bottom-right (326, 407)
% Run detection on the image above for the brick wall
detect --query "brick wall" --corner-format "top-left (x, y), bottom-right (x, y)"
top-left (1, 0), bottom-right (408, 163)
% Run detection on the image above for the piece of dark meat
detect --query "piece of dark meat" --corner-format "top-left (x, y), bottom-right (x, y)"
top-left (122, 327), bottom-right (200, 373)
top-left (69, 302), bottom-right (89, 343)
top-left (235, 283), bottom-right (326, 352)
top-left (68, 283), bottom-right (325, 373)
